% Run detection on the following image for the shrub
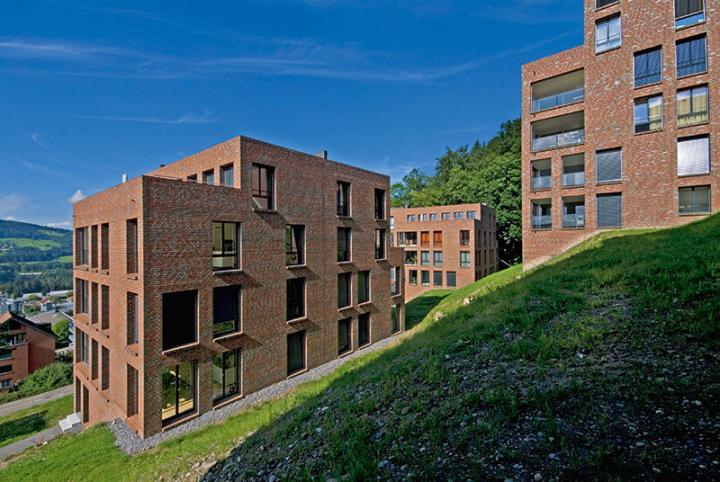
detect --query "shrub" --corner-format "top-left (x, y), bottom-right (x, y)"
top-left (0, 361), bottom-right (73, 404)
top-left (52, 317), bottom-right (70, 347)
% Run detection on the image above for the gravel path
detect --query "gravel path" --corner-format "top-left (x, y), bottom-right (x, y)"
top-left (110, 334), bottom-right (400, 454)
top-left (0, 385), bottom-right (72, 417)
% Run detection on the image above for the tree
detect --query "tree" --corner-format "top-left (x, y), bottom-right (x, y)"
top-left (390, 119), bottom-right (522, 263)
top-left (52, 317), bottom-right (70, 347)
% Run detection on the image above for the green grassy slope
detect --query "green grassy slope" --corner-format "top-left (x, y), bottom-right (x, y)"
top-left (0, 396), bottom-right (72, 448)
top-left (1, 215), bottom-right (718, 481)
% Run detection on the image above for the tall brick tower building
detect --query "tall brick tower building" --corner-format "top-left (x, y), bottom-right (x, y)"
top-left (72, 136), bottom-right (405, 437)
top-left (522, 0), bottom-right (718, 267)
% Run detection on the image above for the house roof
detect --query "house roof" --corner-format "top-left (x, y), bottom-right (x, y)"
top-left (0, 311), bottom-right (56, 338)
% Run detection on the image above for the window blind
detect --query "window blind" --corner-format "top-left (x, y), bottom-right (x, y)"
top-left (596, 149), bottom-right (622, 182)
top-left (597, 194), bottom-right (622, 228)
top-left (677, 36), bottom-right (707, 77)
top-left (675, 0), bottom-right (704, 19)
top-left (634, 48), bottom-right (662, 86)
top-left (596, 0), bottom-right (617, 8)
top-left (677, 136), bottom-right (710, 176)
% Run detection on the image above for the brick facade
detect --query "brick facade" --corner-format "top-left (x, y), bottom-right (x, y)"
top-left (73, 136), bottom-right (405, 438)
top-left (522, 0), bottom-right (719, 268)
top-left (0, 312), bottom-right (56, 392)
top-left (390, 204), bottom-right (498, 301)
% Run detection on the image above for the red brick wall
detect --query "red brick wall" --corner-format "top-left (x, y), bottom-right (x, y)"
top-left (522, 0), bottom-right (719, 267)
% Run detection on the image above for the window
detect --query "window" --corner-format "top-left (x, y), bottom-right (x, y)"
top-left (101, 346), bottom-right (109, 390)
top-left (677, 36), bottom-right (707, 78)
top-left (285, 225), bottom-right (305, 266)
top-left (286, 278), bottom-right (306, 320)
top-left (337, 228), bottom-right (351, 263)
top-left (596, 0), bottom-right (617, 8)
top-left (634, 48), bottom-right (662, 87)
top-left (187, 174), bottom-right (197, 183)
top-left (397, 232), bottom-right (417, 246)
top-left (213, 222), bottom-right (239, 270)
top-left (358, 313), bottom-right (370, 347)
top-left (407, 214), bottom-right (417, 222)
top-left (76, 279), bottom-right (88, 314)
top-left (597, 193), bottom-right (623, 228)
top-left (562, 154), bottom-right (585, 187)
top-left (429, 213), bottom-right (438, 221)
top-left (467, 211), bottom-right (476, 219)
top-left (126, 292), bottom-right (138, 345)
top-left (0, 365), bottom-right (11, 375)
top-left (409, 270), bottom-right (418, 285)
top-left (91, 225), bottom-right (98, 269)
top-left (563, 196), bottom-right (586, 228)
top-left (420, 231), bottom-right (430, 247)
top-left (446, 271), bottom-right (457, 287)
top-left (460, 230), bottom-right (470, 246)
top-left (126, 365), bottom-right (138, 417)
top-left (126, 219), bottom-right (138, 274)
top-left (101, 223), bottom-right (109, 270)
top-left (162, 290), bottom-right (197, 351)
top-left (433, 271), bottom-right (443, 287)
top-left (213, 349), bottom-right (240, 402)
top-left (433, 231), bottom-right (443, 247)
top-left (679, 186), bottom-right (710, 214)
top-left (75, 227), bottom-right (89, 266)
top-left (460, 251), bottom-right (471, 268)
top-left (433, 251), bottom-right (443, 267)
top-left (336, 181), bottom-right (351, 217)
top-left (404, 250), bottom-right (417, 265)
top-left (91, 339), bottom-right (98, 380)
top-left (220, 164), bottom-right (234, 187)
top-left (454, 212), bottom-right (464, 220)
top-left (391, 305), bottom-right (400, 333)
top-left (338, 318), bottom-right (352, 355)
top-left (419, 213), bottom-right (427, 221)
top-left (213, 286), bottom-right (240, 337)
top-left (338, 273), bottom-right (351, 309)
top-left (677, 136), bottom-right (710, 176)
top-left (374, 189), bottom-right (386, 220)
top-left (251, 163), bottom-right (275, 210)
top-left (0, 379), bottom-right (12, 388)
top-left (202, 170), bottom-right (215, 185)
top-left (76, 329), bottom-right (89, 364)
top-left (391, 267), bottom-right (401, 295)
top-left (420, 251), bottom-right (430, 266)
top-left (287, 330), bottom-right (306, 375)
top-left (675, 0), bottom-right (705, 28)
top-left (596, 15), bottom-right (621, 53)
top-left (375, 229), bottom-right (386, 260)
top-left (91, 282), bottom-right (98, 324)
top-left (390, 216), bottom-right (395, 229)
top-left (532, 200), bottom-right (552, 230)
top-left (421, 270), bottom-right (430, 286)
top-left (677, 85), bottom-right (708, 127)
top-left (442, 212), bottom-right (451, 221)
top-left (596, 148), bottom-right (622, 183)
top-left (634, 95), bottom-right (663, 133)
top-left (358, 271), bottom-right (370, 304)
top-left (531, 159), bottom-right (552, 190)
top-left (162, 362), bottom-right (196, 423)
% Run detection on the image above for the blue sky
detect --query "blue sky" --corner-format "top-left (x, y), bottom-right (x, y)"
top-left (0, 0), bottom-right (582, 228)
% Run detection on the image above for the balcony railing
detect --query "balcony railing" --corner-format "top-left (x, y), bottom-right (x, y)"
top-left (678, 111), bottom-right (709, 128)
top-left (531, 176), bottom-right (551, 190)
top-left (678, 59), bottom-right (707, 78)
top-left (532, 128), bottom-right (585, 152)
top-left (563, 214), bottom-right (585, 228)
top-left (562, 172), bottom-right (585, 187)
top-left (532, 87), bottom-right (584, 113)
top-left (532, 215), bottom-right (552, 230)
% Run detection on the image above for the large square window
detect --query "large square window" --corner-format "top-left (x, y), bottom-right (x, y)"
top-left (213, 286), bottom-right (240, 337)
top-left (597, 193), bottom-right (623, 228)
top-left (677, 85), bottom-right (708, 127)
top-left (596, 148), bottom-right (622, 183)
top-left (677, 136), bottom-right (710, 176)
top-left (677, 36), bottom-right (707, 78)
top-left (162, 290), bottom-right (197, 351)
top-left (634, 48), bottom-right (662, 87)
top-left (675, 0), bottom-right (705, 28)
top-left (162, 362), bottom-right (196, 423)
top-left (679, 186), bottom-right (710, 214)
top-left (634, 95), bottom-right (663, 133)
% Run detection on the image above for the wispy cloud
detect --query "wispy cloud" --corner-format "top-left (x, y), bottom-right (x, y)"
top-left (76, 111), bottom-right (218, 125)
top-left (21, 160), bottom-right (74, 181)
top-left (0, 194), bottom-right (29, 218)
top-left (69, 190), bottom-right (86, 203)
top-left (29, 132), bottom-right (46, 146)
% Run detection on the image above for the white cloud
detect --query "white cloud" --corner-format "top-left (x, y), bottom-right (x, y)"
top-left (69, 190), bottom-right (86, 203)
top-left (76, 111), bottom-right (217, 125)
top-left (46, 221), bottom-right (71, 228)
top-left (4, 216), bottom-right (16, 221)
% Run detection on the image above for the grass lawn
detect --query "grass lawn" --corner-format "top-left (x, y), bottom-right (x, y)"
top-left (0, 238), bottom-right (61, 250)
top-left (0, 396), bottom-right (72, 448)
top-left (2, 215), bottom-right (719, 481)
top-left (56, 255), bottom-right (73, 263)
top-left (405, 289), bottom-right (454, 329)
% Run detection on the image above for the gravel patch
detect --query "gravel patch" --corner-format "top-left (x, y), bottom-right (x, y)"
top-left (110, 334), bottom-right (400, 454)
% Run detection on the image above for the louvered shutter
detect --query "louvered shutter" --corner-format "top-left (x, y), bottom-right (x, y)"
top-left (596, 149), bottom-right (622, 182)
top-left (677, 137), bottom-right (710, 176)
top-left (597, 194), bottom-right (622, 228)
top-left (676, 0), bottom-right (704, 18)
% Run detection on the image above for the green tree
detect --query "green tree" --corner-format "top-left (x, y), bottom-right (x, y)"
top-left (52, 317), bottom-right (70, 347)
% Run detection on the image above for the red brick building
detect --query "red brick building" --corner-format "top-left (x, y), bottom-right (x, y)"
top-left (522, 0), bottom-right (718, 267)
top-left (0, 312), bottom-right (56, 392)
top-left (72, 136), bottom-right (405, 437)
top-left (390, 204), bottom-right (498, 300)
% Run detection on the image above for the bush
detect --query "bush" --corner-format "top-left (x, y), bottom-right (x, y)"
top-left (0, 361), bottom-right (73, 404)
top-left (52, 318), bottom-right (70, 347)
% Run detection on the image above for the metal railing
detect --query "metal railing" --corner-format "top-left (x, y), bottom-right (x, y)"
top-left (677, 111), bottom-right (709, 128)
top-left (562, 171), bottom-right (585, 187)
top-left (563, 214), bottom-right (585, 228)
top-left (532, 215), bottom-right (552, 230)
top-left (532, 176), bottom-right (551, 190)
top-left (532, 128), bottom-right (585, 152)
top-left (532, 87), bottom-right (584, 112)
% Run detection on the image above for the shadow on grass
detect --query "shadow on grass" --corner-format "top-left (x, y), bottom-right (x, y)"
top-left (405, 291), bottom-right (453, 330)
top-left (0, 411), bottom-right (47, 446)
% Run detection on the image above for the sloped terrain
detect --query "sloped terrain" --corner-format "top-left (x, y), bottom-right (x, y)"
top-left (205, 216), bottom-right (720, 481)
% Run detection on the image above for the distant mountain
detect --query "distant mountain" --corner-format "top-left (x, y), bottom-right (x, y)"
top-left (0, 220), bottom-right (72, 297)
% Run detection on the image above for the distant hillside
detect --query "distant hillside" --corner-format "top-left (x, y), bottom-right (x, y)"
top-left (0, 220), bottom-right (72, 297)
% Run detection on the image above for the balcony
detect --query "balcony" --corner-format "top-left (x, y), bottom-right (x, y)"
top-left (532, 215), bottom-right (552, 230)
top-left (563, 214), bottom-right (585, 228)
top-left (531, 70), bottom-right (584, 113)
top-left (532, 200), bottom-right (552, 230)
top-left (563, 196), bottom-right (585, 228)
top-left (531, 112), bottom-right (585, 152)
top-left (532, 177), bottom-right (551, 190)
top-left (562, 154), bottom-right (585, 187)
top-left (531, 158), bottom-right (551, 190)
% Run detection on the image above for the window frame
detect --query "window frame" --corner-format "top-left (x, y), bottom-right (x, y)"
top-left (336, 181), bottom-right (351, 217)
top-left (212, 221), bottom-right (240, 271)
top-left (595, 14), bottom-right (622, 54)
top-left (337, 227), bottom-right (352, 263)
top-left (676, 35), bottom-right (708, 79)
top-left (678, 185), bottom-right (711, 214)
top-left (677, 135), bottom-right (711, 177)
top-left (251, 163), bottom-right (276, 211)
top-left (287, 330), bottom-right (306, 375)
top-left (633, 47), bottom-right (662, 87)
top-left (286, 277), bottom-right (306, 321)
top-left (220, 164), bottom-right (234, 187)
top-left (634, 95), bottom-right (664, 134)
top-left (213, 285), bottom-right (241, 338)
top-left (161, 362), bottom-right (197, 424)
top-left (358, 270), bottom-right (371, 305)
top-left (212, 349), bottom-right (241, 403)
top-left (338, 272), bottom-right (352, 309)
top-left (285, 225), bottom-right (305, 267)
